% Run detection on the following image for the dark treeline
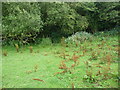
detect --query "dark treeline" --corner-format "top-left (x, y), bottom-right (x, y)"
top-left (2, 2), bottom-right (119, 45)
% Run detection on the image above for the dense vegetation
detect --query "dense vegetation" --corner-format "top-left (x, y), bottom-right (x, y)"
top-left (2, 2), bottom-right (119, 88)
top-left (2, 2), bottom-right (119, 45)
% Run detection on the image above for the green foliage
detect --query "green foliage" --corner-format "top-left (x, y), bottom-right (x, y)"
top-left (39, 2), bottom-right (88, 34)
top-left (40, 38), bottom-right (52, 46)
top-left (2, 2), bottom-right (119, 45)
top-left (83, 74), bottom-right (98, 83)
top-left (97, 2), bottom-right (119, 23)
top-left (94, 26), bottom-right (120, 36)
top-left (69, 2), bottom-right (99, 33)
top-left (65, 31), bottom-right (93, 44)
top-left (95, 2), bottom-right (119, 31)
top-left (2, 2), bottom-right (43, 45)
top-left (69, 2), bottom-right (119, 33)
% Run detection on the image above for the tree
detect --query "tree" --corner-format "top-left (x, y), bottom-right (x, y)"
top-left (96, 2), bottom-right (119, 31)
top-left (2, 2), bottom-right (119, 45)
top-left (39, 2), bottom-right (88, 42)
top-left (69, 2), bottom-right (119, 33)
top-left (2, 2), bottom-right (43, 45)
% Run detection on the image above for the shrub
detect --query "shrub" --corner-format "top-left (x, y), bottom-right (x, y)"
top-left (2, 2), bottom-right (43, 46)
top-left (40, 38), bottom-right (52, 46)
top-left (65, 31), bottom-right (93, 44)
top-left (94, 26), bottom-right (120, 36)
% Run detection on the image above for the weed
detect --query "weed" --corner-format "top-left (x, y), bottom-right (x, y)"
top-left (73, 50), bottom-right (79, 53)
top-left (114, 47), bottom-right (119, 52)
top-left (3, 51), bottom-right (7, 56)
top-left (100, 54), bottom-right (112, 64)
top-left (26, 70), bottom-right (32, 74)
top-left (89, 51), bottom-right (98, 60)
top-left (34, 64), bottom-right (38, 72)
top-left (15, 44), bottom-right (19, 52)
top-left (72, 54), bottom-right (79, 65)
top-left (58, 61), bottom-right (70, 73)
top-left (29, 46), bottom-right (33, 53)
top-left (59, 52), bottom-right (66, 59)
top-left (84, 61), bottom-right (99, 83)
top-left (83, 49), bottom-right (87, 55)
top-left (75, 42), bottom-right (79, 47)
top-left (72, 83), bottom-right (74, 90)
top-left (100, 54), bottom-right (112, 79)
top-left (54, 51), bottom-right (61, 54)
top-left (101, 40), bottom-right (106, 46)
top-left (71, 64), bottom-right (76, 68)
top-left (36, 50), bottom-right (40, 53)
top-left (96, 50), bottom-right (101, 56)
top-left (84, 61), bottom-right (89, 69)
top-left (58, 54), bottom-right (79, 75)
top-left (106, 54), bottom-right (112, 65)
top-left (102, 65), bottom-right (111, 79)
top-left (83, 71), bottom-right (97, 83)
top-left (107, 46), bottom-right (112, 51)
top-left (61, 37), bottom-right (66, 47)
top-left (43, 53), bottom-right (48, 56)
top-left (96, 70), bottom-right (102, 76)
top-left (99, 56), bottom-right (106, 64)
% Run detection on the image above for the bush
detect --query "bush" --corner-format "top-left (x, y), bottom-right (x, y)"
top-left (2, 2), bottom-right (43, 46)
top-left (40, 38), bottom-right (52, 46)
top-left (65, 31), bottom-right (93, 44)
top-left (94, 26), bottom-right (120, 36)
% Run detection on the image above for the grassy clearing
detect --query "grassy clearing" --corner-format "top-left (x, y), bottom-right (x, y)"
top-left (2, 35), bottom-right (118, 88)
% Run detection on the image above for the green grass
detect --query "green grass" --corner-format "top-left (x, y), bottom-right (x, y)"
top-left (2, 35), bottom-right (118, 88)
